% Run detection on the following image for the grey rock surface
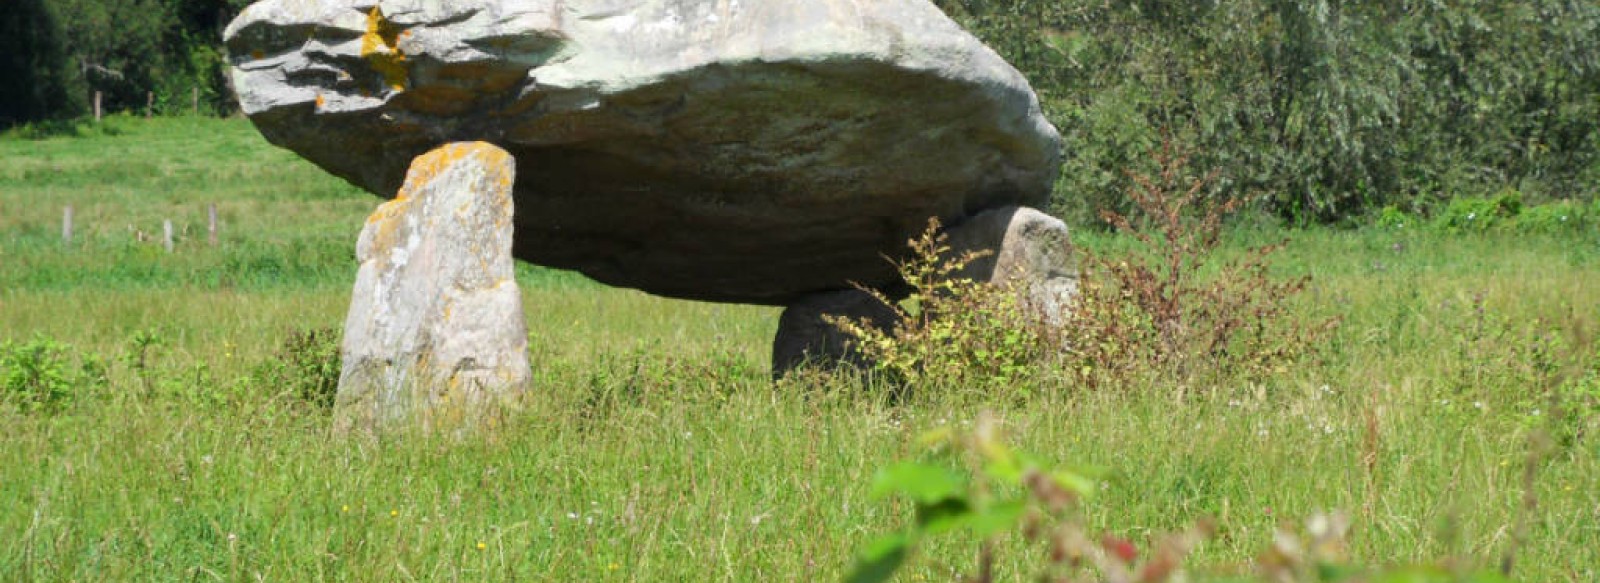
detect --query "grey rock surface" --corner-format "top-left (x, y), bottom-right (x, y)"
top-left (225, 0), bottom-right (1061, 304)
top-left (944, 206), bottom-right (1077, 325)
top-left (335, 142), bottom-right (531, 434)
top-left (771, 289), bottom-right (899, 378)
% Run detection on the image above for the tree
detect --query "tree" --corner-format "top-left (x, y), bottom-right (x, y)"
top-left (0, 0), bottom-right (80, 126)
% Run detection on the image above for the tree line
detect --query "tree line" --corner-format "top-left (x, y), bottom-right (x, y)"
top-left (940, 0), bottom-right (1600, 222)
top-left (4, 0), bottom-right (1597, 222)
top-left (0, 0), bottom-right (250, 127)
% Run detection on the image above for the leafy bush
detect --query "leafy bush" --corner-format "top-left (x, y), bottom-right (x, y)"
top-left (1433, 192), bottom-right (1524, 232)
top-left (1374, 205), bottom-right (1414, 230)
top-left (1371, 194), bottom-right (1594, 234)
top-left (250, 327), bottom-right (342, 409)
top-left (0, 337), bottom-right (99, 413)
top-left (1511, 200), bottom-right (1590, 234)
top-left (827, 220), bottom-right (1057, 398)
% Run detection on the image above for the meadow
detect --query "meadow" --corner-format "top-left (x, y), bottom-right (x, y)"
top-left (1, 116), bottom-right (1597, 581)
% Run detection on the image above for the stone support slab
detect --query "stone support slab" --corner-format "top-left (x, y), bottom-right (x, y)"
top-left (335, 142), bottom-right (531, 435)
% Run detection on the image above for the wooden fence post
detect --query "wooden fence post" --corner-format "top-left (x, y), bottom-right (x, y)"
top-left (146, 92), bottom-right (154, 118)
top-left (62, 205), bottom-right (74, 245)
top-left (163, 220), bottom-right (174, 253)
top-left (208, 203), bottom-right (218, 246)
top-left (94, 91), bottom-right (102, 122)
top-left (192, 88), bottom-right (200, 116)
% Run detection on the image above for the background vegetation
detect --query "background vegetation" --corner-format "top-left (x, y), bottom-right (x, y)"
top-left (5, 0), bottom-right (1596, 223)
top-left (934, 0), bottom-right (1600, 223)
top-left (0, 0), bottom-right (250, 127)
top-left (2, 116), bottom-right (1596, 581)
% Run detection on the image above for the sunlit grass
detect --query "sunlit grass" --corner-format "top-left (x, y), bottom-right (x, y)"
top-left (1, 117), bottom-right (1596, 581)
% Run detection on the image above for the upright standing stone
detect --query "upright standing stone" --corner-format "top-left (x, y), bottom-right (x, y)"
top-left (772, 289), bottom-right (900, 379)
top-left (335, 142), bottom-right (531, 435)
top-left (944, 206), bottom-right (1077, 326)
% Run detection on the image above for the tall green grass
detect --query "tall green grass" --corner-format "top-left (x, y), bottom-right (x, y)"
top-left (1, 117), bottom-right (1597, 581)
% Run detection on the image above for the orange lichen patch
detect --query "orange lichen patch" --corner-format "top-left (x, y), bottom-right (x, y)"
top-left (361, 7), bottom-right (409, 92)
top-left (251, 50), bottom-right (265, 60)
top-left (314, 94), bottom-right (327, 108)
top-left (362, 197), bottom-right (413, 265)
top-left (399, 143), bottom-right (513, 197)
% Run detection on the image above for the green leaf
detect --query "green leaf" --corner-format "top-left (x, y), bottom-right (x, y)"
top-left (846, 533), bottom-right (912, 583)
top-left (871, 462), bottom-right (965, 504)
top-left (916, 497), bottom-right (972, 535)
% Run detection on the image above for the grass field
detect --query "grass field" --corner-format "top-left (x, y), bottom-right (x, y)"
top-left (2, 116), bottom-right (1598, 581)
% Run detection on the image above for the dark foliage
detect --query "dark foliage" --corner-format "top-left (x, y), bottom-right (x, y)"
top-left (936, 0), bottom-right (1600, 223)
top-left (0, 0), bottom-right (78, 126)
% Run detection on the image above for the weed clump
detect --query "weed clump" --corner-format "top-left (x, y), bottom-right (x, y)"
top-left (0, 337), bottom-right (101, 413)
top-left (1066, 139), bottom-right (1336, 390)
top-left (250, 327), bottom-right (342, 409)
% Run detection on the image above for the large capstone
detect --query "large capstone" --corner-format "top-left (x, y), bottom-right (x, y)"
top-left (225, 0), bottom-right (1062, 305)
top-left (335, 142), bottom-right (531, 434)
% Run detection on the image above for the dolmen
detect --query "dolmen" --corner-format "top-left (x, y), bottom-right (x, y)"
top-left (224, 0), bottom-right (1073, 432)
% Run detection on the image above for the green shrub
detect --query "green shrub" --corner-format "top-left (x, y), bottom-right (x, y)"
top-left (1512, 200), bottom-right (1589, 234)
top-left (1433, 192), bottom-right (1524, 232)
top-left (1374, 205), bottom-right (1413, 229)
top-left (829, 220), bottom-right (1056, 399)
top-left (250, 327), bottom-right (342, 409)
top-left (0, 337), bottom-right (90, 413)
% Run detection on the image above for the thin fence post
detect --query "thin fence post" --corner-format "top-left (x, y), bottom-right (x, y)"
top-left (163, 220), bottom-right (174, 253)
top-left (208, 203), bottom-right (218, 246)
top-left (62, 205), bottom-right (74, 245)
top-left (146, 92), bottom-right (154, 118)
top-left (94, 91), bottom-right (103, 122)
top-left (192, 88), bottom-right (199, 116)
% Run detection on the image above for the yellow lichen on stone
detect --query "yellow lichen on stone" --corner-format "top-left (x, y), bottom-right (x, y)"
top-left (360, 204), bottom-right (407, 269)
top-left (399, 143), bottom-right (512, 199)
top-left (361, 7), bottom-right (409, 92)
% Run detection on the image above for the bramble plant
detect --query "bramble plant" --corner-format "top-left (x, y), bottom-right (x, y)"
top-left (1066, 139), bottom-right (1335, 389)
